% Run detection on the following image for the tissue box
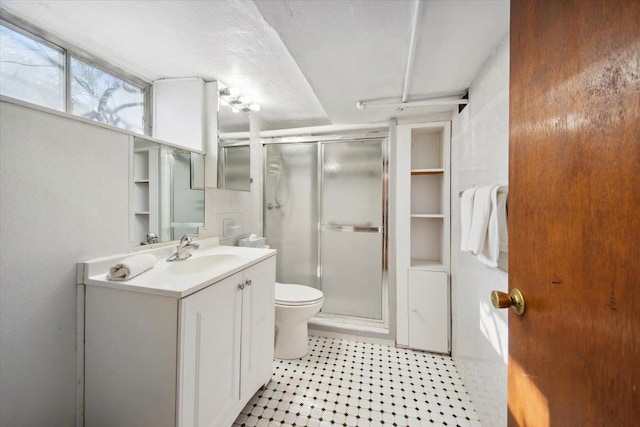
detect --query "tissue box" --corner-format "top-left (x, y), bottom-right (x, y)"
top-left (239, 236), bottom-right (266, 248)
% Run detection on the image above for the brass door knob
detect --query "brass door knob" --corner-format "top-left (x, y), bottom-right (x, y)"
top-left (491, 289), bottom-right (526, 315)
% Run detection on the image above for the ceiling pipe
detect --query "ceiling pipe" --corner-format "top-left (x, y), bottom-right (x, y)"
top-left (220, 122), bottom-right (390, 140)
top-left (219, 131), bottom-right (250, 140)
top-left (356, 97), bottom-right (468, 110)
top-left (259, 122), bottom-right (389, 138)
top-left (402, 0), bottom-right (424, 103)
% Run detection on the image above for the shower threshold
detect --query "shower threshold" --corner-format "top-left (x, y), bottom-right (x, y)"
top-left (309, 312), bottom-right (389, 337)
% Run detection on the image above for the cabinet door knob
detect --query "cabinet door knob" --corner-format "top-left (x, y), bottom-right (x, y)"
top-left (245, 279), bottom-right (252, 286)
top-left (238, 283), bottom-right (245, 290)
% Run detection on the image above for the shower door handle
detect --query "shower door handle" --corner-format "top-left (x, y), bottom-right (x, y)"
top-left (321, 224), bottom-right (383, 233)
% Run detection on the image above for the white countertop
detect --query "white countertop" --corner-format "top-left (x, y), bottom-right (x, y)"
top-left (79, 237), bottom-right (276, 298)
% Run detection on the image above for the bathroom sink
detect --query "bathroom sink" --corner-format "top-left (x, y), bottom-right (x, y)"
top-left (82, 237), bottom-right (276, 298)
top-left (164, 254), bottom-right (242, 275)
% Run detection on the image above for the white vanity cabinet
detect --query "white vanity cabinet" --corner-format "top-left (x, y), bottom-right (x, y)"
top-left (84, 253), bottom-right (276, 427)
top-left (178, 259), bottom-right (275, 427)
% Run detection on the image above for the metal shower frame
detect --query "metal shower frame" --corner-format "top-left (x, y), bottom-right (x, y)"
top-left (262, 132), bottom-right (390, 332)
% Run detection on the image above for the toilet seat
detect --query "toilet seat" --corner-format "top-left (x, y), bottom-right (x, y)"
top-left (275, 283), bottom-right (324, 306)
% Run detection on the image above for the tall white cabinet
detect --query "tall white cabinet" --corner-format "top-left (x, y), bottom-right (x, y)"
top-left (396, 121), bottom-right (451, 353)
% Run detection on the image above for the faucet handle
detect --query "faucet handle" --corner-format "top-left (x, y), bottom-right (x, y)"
top-left (180, 233), bottom-right (199, 244)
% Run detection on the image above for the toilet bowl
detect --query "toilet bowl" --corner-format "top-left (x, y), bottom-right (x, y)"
top-left (274, 283), bottom-right (324, 359)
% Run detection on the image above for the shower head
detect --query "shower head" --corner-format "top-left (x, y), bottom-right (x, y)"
top-left (267, 154), bottom-right (283, 177)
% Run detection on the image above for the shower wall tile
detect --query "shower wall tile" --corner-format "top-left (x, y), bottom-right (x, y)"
top-left (451, 34), bottom-right (510, 427)
top-left (205, 186), bottom-right (259, 244)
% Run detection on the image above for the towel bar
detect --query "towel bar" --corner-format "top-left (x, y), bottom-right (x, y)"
top-left (458, 185), bottom-right (508, 197)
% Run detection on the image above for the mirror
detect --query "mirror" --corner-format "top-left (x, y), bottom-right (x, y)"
top-left (217, 94), bottom-right (251, 192)
top-left (133, 136), bottom-right (205, 245)
top-left (190, 152), bottom-right (205, 190)
top-left (219, 142), bottom-right (251, 191)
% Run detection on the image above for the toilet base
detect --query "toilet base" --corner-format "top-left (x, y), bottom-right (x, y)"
top-left (274, 321), bottom-right (309, 359)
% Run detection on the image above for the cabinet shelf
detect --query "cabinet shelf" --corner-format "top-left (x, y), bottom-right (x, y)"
top-left (132, 143), bottom-right (159, 244)
top-left (410, 259), bottom-right (445, 270)
top-left (411, 214), bottom-right (444, 218)
top-left (411, 168), bottom-right (444, 175)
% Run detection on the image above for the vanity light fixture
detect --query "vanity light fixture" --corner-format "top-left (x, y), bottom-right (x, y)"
top-left (219, 84), bottom-right (260, 114)
top-left (219, 87), bottom-right (240, 97)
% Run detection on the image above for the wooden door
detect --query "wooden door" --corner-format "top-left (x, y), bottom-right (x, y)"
top-left (509, 0), bottom-right (639, 425)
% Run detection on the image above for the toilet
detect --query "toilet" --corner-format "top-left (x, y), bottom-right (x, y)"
top-left (274, 283), bottom-right (324, 359)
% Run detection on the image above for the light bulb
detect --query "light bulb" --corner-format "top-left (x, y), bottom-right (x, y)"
top-left (249, 104), bottom-right (261, 112)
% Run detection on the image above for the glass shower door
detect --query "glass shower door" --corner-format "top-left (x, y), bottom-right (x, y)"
top-left (264, 143), bottom-right (319, 288)
top-left (320, 140), bottom-right (384, 319)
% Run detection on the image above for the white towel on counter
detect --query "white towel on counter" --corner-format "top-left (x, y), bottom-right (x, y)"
top-left (460, 187), bottom-right (477, 252)
top-left (107, 253), bottom-right (157, 281)
top-left (477, 185), bottom-right (500, 267)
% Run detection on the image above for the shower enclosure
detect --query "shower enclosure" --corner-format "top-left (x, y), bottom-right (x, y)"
top-left (264, 136), bottom-right (388, 329)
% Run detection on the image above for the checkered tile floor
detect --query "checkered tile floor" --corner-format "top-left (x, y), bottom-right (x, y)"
top-left (233, 336), bottom-right (480, 427)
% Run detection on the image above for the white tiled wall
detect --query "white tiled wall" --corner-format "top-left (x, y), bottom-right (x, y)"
top-left (451, 34), bottom-right (510, 427)
top-left (204, 187), bottom-right (258, 245)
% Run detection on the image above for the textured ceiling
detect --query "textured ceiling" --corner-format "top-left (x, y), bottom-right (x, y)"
top-left (0, 0), bottom-right (510, 129)
top-left (255, 0), bottom-right (510, 123)
top-left (0, 0), bottom-right (329, 129)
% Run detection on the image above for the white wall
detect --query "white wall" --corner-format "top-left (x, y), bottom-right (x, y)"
top-left (0, 101), bottom-right (131, 426)
top-left (451, 34), bottom-right (510, 427)
top-left (0, 96), bottom-right (260, 426)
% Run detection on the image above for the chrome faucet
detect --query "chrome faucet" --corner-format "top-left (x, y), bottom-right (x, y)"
top-left (142, 232), bottom-right (158, 245)
top-left (167, 234), bottom-right (200, 262)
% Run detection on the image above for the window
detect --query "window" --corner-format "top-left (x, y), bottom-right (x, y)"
top-left (0, 23), bottom-right (64, 110)
top-left (70, 58), bottom-right (144, 133)
top-left (0, 20), bottom-right (147, 134)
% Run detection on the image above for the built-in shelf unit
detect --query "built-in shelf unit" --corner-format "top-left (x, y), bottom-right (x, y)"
top-left (396, 120), bottom-right (451, 353)
top-left (132, 143), bottom-right (159, 245)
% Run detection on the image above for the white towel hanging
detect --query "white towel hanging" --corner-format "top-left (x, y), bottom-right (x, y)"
top-left (477, 185), bottom-right (500, 267)
top-left (467, 185), bottom-right (497, 255)
top-left (460, 187), bottom-right (477, 252)
top-left (497, 187), bottom-right (509, 253)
